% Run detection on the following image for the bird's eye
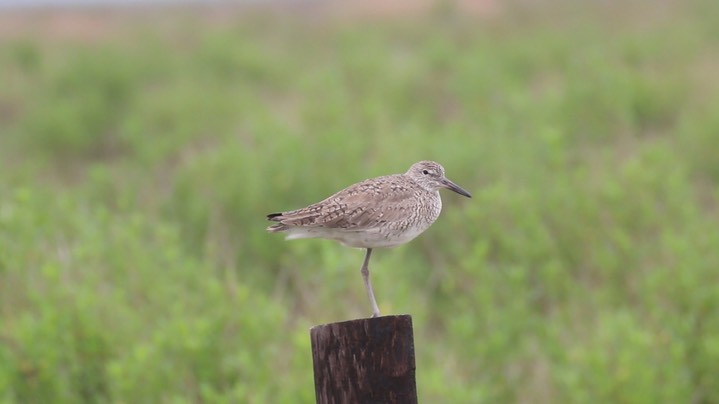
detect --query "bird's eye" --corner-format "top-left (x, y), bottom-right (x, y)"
top-left (422, 170), bottom-right (429, 175)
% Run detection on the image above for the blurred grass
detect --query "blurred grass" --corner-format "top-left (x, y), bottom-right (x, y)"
top-left (1, 0), bottom-right (719, 402)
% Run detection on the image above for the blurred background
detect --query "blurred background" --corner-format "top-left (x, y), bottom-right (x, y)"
top-left (1, 0), bottom-right (719, 402)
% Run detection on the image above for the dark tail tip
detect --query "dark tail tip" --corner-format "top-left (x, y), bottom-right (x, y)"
top-left (267, 212), bottom-right (283, 221)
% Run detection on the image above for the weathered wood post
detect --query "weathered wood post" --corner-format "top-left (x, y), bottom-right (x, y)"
top-left (310, 314), bottom-right (417, 404)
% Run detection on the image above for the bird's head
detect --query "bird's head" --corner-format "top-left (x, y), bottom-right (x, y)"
top-left (406, 161), bottom-right (471, 198)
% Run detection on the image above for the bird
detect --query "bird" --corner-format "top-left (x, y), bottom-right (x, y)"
top-left (266, 160), bottom-right (471, 318)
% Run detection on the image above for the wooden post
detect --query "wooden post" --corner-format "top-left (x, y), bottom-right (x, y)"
top-left (310, 314), bottom-right (417, 404)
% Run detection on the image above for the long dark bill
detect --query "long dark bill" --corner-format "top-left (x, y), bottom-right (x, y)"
top-left (441, 178), bottom-right (472, 198)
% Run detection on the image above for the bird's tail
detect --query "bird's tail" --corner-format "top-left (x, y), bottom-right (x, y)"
top-left (266, 213), bottom-right (289, 232)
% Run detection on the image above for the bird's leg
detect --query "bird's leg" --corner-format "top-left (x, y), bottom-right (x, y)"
top-left (360, 248), bottom-right (381, 318)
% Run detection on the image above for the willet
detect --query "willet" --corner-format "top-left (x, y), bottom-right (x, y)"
top-left (266, 160), bottom-right (471, 318)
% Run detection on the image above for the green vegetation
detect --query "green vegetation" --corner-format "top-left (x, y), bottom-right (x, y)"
top-left (2, 1), bottom-right (719, 402)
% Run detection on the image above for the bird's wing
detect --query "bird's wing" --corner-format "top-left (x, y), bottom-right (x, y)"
top-left (270, 175), bottom-right (420, 230)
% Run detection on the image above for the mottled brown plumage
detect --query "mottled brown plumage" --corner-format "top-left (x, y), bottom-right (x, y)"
top-left (267, 161), bottom-right (471, 318)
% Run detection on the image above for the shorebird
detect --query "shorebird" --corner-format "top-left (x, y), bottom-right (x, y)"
top-left (266, 160), bottom-right (471, 318)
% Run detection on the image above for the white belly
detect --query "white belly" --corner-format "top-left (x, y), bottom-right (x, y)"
top-left (284, 220), bottom-right (434, 249)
